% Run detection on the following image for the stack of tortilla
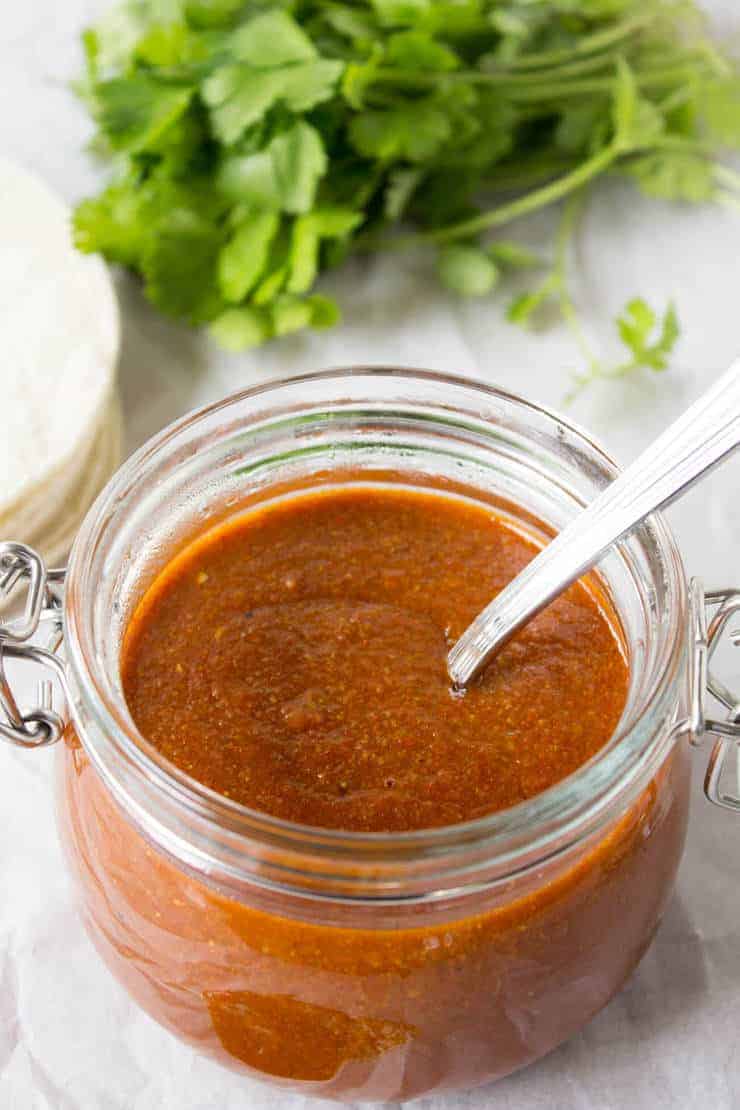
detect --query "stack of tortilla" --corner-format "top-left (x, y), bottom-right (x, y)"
top-left (0, 160), bottom-right (121, 567)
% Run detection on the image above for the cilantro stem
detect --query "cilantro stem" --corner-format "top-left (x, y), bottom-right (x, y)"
top-left (551, 192), bottom-right (600, 373)
top-left (493, 64), bottom-right (713, 101)
top-left (502, 9), bottom-right (662, 70)
top-left (482, 52), bottom-right (632, 84)
top-left (403, 143), bottom-right (619, 246)
top-left (465, 156), bottom-right (578, 195)
top-left (372, 58), bottom-right (713, 101)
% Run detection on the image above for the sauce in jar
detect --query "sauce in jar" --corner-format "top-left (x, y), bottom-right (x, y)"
top-left (121, 485), bottom-right (628, 830)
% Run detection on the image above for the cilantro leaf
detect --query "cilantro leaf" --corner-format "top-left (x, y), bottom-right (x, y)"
top-left (202, 62), bottom-right (343, 145)
top-left (349, 102), bottom-right (452, 162)
top-left (507, 288), bottom-right (552, 327)
top-left (219, 122), bottom-right (328, 213)
top-left (81, 2), bottom-right (150, 75)
top-left (437, 245), bottom-right (499, 297)
top-left (210, 305), bottom-right (272, 350)
top-left (307, 294), bottom-right (341, 329)
top-left (270, 292), bottom-right (341, 336)
top-left (74, 177), bottom-right (150, 267)
top-left (201, 67), bottom-right (275, 143)
top-left (202, 12), bottom-right (343, 144)
top-left (218, 210), bottom-right (280, 302)
top-left (287, 207), bottom-right (362, 293)
top-left (270, 123), bottom-right (329, 214)
top-left (134, 22), bottom-right (202, 67)
top-left (384, 167), bottom-right (423, 220)
top-left (95, 74), bottom-right (192, 153)
top-left (218, 149), bottom-right (281, 208)
top-left (612, 59), bottom-right (664, 153)
top-left (322, 7), bottom-right (379, 43)
top-left (341, 44), bottom-right (384, 110)
top-left (555, 102), bottom-right (608, 155)
top-left (230, 11), bottom-right (317, 66)
top-left (185, 0), bottom-right (245, 30)
top-left (142, 210), bottom-right (225, 324)
top-left (271, 293), bottom-right (315, 336)
top-left (617, 298), bottom-right (679, 372)
top-left (566, 297), bottom-right (680, 401)
top-left (626, 151), bottom-right (715, 203)
top-left (371, 0), bottom-right (431, 29)
top-left (208, 306), bottom-right (271, 348)
top-left (701, 77), bottom-right (740, 148)
top-left (385, 31), bottom-right (459, 71)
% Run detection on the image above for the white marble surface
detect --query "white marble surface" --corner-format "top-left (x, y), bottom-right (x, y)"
top-left (2, 2), bottom-right (740, 1107)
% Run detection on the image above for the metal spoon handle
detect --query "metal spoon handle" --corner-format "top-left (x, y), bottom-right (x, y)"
top-left (448, 361), bottom-right (740, 687)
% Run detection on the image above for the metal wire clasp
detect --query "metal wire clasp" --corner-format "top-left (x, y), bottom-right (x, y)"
top-left (686, 579), bottom-right (740, 811)
top-left (0, 543), bottom-right (68, 748)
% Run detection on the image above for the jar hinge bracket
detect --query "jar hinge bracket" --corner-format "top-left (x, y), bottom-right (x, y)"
top-left (0, 543), bottom-right (68, 748)
top-left (687, 578), bottom-right (740, 812)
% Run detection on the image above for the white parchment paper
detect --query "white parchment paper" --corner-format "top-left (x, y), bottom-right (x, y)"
top-left (1, 2), bottom-right (740, 1106)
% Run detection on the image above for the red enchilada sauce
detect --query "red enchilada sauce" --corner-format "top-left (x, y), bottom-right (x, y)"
top-left (58, 484), bottom-right (689, 1098)
top-left (121, 486), bottom-right (628, 828)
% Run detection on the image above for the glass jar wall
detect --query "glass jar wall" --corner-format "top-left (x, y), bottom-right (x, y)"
top-left (56, 371), bottom-right (691, 1099)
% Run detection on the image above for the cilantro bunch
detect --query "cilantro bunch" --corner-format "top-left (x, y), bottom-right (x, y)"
top-left (74, 0), bottom-right (740, 379)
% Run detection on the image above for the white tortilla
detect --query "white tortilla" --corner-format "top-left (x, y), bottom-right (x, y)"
top-left (0, 392), bottom-right (124, 567)
top-left (0, 159), bottom-right (120, 519)
top-left (0, 160), bottom-right (122, 582)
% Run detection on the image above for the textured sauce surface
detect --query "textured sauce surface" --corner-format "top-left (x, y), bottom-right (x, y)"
top-left (121, 486), bottom-right (628, 831)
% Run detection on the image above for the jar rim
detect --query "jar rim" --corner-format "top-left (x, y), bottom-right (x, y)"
top-left (63, 367), bottom-right (688, 898)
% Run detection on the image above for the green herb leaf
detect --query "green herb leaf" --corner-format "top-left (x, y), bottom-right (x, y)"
top-left (307, 293), bottom-right (341, 329)
top-left (203, 60), bottom-right (343, 144)
top-left (185, 0), bottom-right (245, 30)
top-left (385, 31), bottom-right (459, 71)
top-left (437, 245), bottom-right (499, 297)
top-left (371, 0), bottom-right (431, 29)
top-left (142, 210), bottom-right (225, 324)
top-left (73, 178), bottom-right (150, 267)
top-left (617, 298), bottom-right (679, 372)
top-left (701, 77), bottom-right (740, 147)
top-left (271, 293), bottom-right (315, 335)
top-left (341, 44), bottom-right (384, 110)
top-left (270, 122), bottom-right (329, 214)
top-left (349, 102), bottom-right (452, 163)
top-left (507, 288), bottom-right (551, 327)
top-left (612, 57), bottom-right (664, 154)
top-left (134, 22), bottom-right (201, 67)
top-left (218, 209), bottom-right (280, 302)
top-left (218, 122), bottom-right (328, 213)
top-left (210, 305), bottom-right (272, 350)
top-left (202, 12), bottom-right (343, 144)
top-left (323, 7), bottom-right (379, 43)
top-left (288, 207), bottom-right (362, 293)
top-left (626, 151), bottom-right (715, 202)
top-left (230, 11), bottom-right (317, 66)
top-left (384, 167), bottom-right (423, 220)
top-left (95, 75), bottom-right (192, 153)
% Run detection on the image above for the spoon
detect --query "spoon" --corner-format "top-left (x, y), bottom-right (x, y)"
top-left (448, 361), bottom-right (740, 688)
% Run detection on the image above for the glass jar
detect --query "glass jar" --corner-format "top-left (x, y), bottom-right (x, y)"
top-left (3, 369), bottom-right (740, 1102)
